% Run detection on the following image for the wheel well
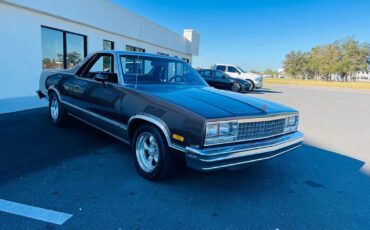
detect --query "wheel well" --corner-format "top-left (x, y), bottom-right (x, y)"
top-left (246, 79), bottom-right (255, 88)
top-left (128, 119), bottom-right (168, 144)
top-left (47, 88), bottom-right (56, 97)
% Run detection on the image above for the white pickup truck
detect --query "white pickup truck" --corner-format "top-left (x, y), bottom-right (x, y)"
top-left (215, 64), bottom-right (263, 90)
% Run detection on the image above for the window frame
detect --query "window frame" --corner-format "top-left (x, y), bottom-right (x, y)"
top-left (103, 39), bottom-right (115, 50)
top-left (78, 53), bottom-right (115, 81)
top-left (216, 65), bottom-right (226, 72)
top-left (126, 45), bottom-right (145, 53)
top-left (227, 66), bottom-right (238, 73)
top-left (41, 25), bottom-right (87, 69)
top-left (201, 70), bottom-right (212, 77)
top-left (215, 70), bottom-right (225, 78)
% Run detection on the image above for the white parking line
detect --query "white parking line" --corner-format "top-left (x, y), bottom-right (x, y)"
top-left (0, 199), bottom-right (72, 225)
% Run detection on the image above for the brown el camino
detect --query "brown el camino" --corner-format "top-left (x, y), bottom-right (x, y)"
top-left (37, 51), bottom-right (304, 180)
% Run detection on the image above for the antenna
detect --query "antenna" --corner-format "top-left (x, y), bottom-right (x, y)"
top-left (135, 55), bottom-right (139, 89)
top-left (139, 28), bottom-right (142, 49)
top-left (135, 28), bottom-right (143, 89)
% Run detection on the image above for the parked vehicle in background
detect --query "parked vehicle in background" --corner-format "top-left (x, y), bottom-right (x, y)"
top-left (198, 69), bottom-right (253, 92)
top-left (37, 51), bottom-right (303, 181)
top-left (215, 64), bottom-right (263, 90)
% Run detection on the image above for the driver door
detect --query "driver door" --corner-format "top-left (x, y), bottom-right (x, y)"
top-left (226, 66), bottom-right (240, 78)
top-left (72, 53), bottom-right (125, 136)
top-left (214, 70), bottom-right (231, 89)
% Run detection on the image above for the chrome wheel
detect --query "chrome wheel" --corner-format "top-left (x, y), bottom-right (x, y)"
top-left (50, 97), bottom-right (59, 120)
top-left (231, 83), bottom-right (241, 92)
top-left (135, 132), bottom-right (160, 172)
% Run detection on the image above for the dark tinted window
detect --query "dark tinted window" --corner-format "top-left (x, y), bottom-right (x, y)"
top-left (227, 66), bottom-right (238, 73)
top-left (216, 65), bottom-right (226, 71)
top-left (215, 71), bottom-right (225, 78)
top-left (103, 40), bottom-right (114, 50)
top-left (66, 33), bottom-right (85, 69)
top-left (41, 26), bottom-right (86, 69)
top-left (126, 45), bottom-right (145, 53)
top-left (201, 70), bottom-right (212, 76)
top-left (41, 27), bottom-right (64, 69)
top-left (157, 52), bottom-right (169, 56)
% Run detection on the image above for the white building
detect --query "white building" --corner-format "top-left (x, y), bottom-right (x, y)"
top-left (0, 0), bottom-right (200, 100)
top-left (355, 71), bottom-right (370, 82)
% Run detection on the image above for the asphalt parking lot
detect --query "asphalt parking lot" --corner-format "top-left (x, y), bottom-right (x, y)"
top-left (1, 84), bottom-right (370, 229)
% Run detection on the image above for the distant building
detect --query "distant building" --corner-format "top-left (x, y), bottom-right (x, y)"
top-left (278, 68), bottom-right (285, 78)
top-left (355, 71), bottom-right (370, 82)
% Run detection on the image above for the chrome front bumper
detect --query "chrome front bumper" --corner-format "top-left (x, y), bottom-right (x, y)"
top-left (255, 79), bottom-right (263, 88)
top-left (185, 131), bottom-right (304, 171)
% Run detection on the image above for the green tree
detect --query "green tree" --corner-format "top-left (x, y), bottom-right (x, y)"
top-left (283, 37), bottom-right (370, 81)
top-left (263, 69), bottom-right (278, 77)
top-left (283, 51), bottom-right (311, 79)
top-left (339, 38), bottom-right (370, 81)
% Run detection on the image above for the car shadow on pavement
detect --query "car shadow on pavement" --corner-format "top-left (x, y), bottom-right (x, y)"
top-left (248, 88), bottom-right (283, 95)
top-left (159, 144), bottom-right (370, 229)
top-left (0, 108), bottom-right (369, 229)
top-left (0, 107), bottom-right (117, 183)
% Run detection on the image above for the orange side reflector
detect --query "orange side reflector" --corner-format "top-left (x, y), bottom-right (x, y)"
top-left (172, 134), bottom-right (185, 142)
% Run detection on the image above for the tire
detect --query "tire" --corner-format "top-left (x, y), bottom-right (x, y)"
top-left (132, 124), bottom-right (178, 181)
top-left (246, 80), bottom-right (255, 92)
top-left (231, 83), bottom-right (241, 92)
top-left (49, 92), bottom-right (68, 127)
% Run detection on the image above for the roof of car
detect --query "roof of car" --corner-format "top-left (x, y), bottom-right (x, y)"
top-left (90, 50), bottom-right (182, 61)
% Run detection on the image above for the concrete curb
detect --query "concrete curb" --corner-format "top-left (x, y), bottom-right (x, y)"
top-left (0, 96), bottom-right (47, 114)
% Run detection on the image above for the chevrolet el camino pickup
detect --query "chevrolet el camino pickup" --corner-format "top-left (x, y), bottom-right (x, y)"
top-left (37, 51), bottom-right (304, 180)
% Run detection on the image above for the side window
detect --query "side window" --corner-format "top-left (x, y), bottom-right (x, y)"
top-left (89, 55), bottom-right (113, 73)
top-left (215, 71), bottom-right (224, 78)
top-left (216, 65), bottom-right (226, 72)
top-left (227, 66), bottom-right (237, 73)
top-left (81, 54), bottom-right (118, 83)
top-left (201, 70), bottom-right (212, 76)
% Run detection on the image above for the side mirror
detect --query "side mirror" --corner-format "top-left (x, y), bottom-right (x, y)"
top-left (94, 73), bottom-right (108, 82)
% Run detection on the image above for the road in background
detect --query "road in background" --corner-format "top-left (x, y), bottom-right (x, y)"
top-left (0, 85), bottom-right (369, 229)
top-left (254, 84), bottom-right (370, 174)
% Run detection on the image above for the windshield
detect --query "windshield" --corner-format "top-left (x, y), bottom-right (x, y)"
top-left (236, 66), bottom-right (247, 73)
top-left (120, 55), bottom-right (207, 86)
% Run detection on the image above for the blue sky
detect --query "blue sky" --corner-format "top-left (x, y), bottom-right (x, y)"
top-left (114, 0), bottom-right (370, 71)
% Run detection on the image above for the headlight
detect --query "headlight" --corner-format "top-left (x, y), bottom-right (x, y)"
top-left (284, 115), bottom-right (299, 132)
top-left (205, 121), bottom-right (238, 145)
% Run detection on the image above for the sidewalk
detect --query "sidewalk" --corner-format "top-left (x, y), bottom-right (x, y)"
top-left (0, 96), bottom-right (47, 114)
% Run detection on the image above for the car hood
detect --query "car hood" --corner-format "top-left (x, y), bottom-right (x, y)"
top-left (135, 85), bottom-right (296, 119)
top-left (241, 72), bottom-right (261, 79)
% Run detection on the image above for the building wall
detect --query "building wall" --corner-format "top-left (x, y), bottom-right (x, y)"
top-left (0, 0), bottom-right (198, 99)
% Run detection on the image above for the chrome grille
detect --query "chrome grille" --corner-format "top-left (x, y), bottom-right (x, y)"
top-left (237, 118), bottom-right (286, 141)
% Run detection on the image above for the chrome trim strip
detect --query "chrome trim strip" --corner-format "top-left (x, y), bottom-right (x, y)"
top-left (62, 100), bottom-right (128, 130)
top-left (206, 112), bottom-right (298, 123)
top-left (48, 86), bottom-right (127, 130)
top-left (201, 145), bottom-right (301, 171)
top-left (237, 114), bottom-right (298, 123)
top-left (189, 131), bottom-right (303, 157)
top-left (188, 134), bottom-right (303, 162)
top-left (68, 113), bottom-right (130, 144)
top-left (128, 114), bottom-right (186, 152)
